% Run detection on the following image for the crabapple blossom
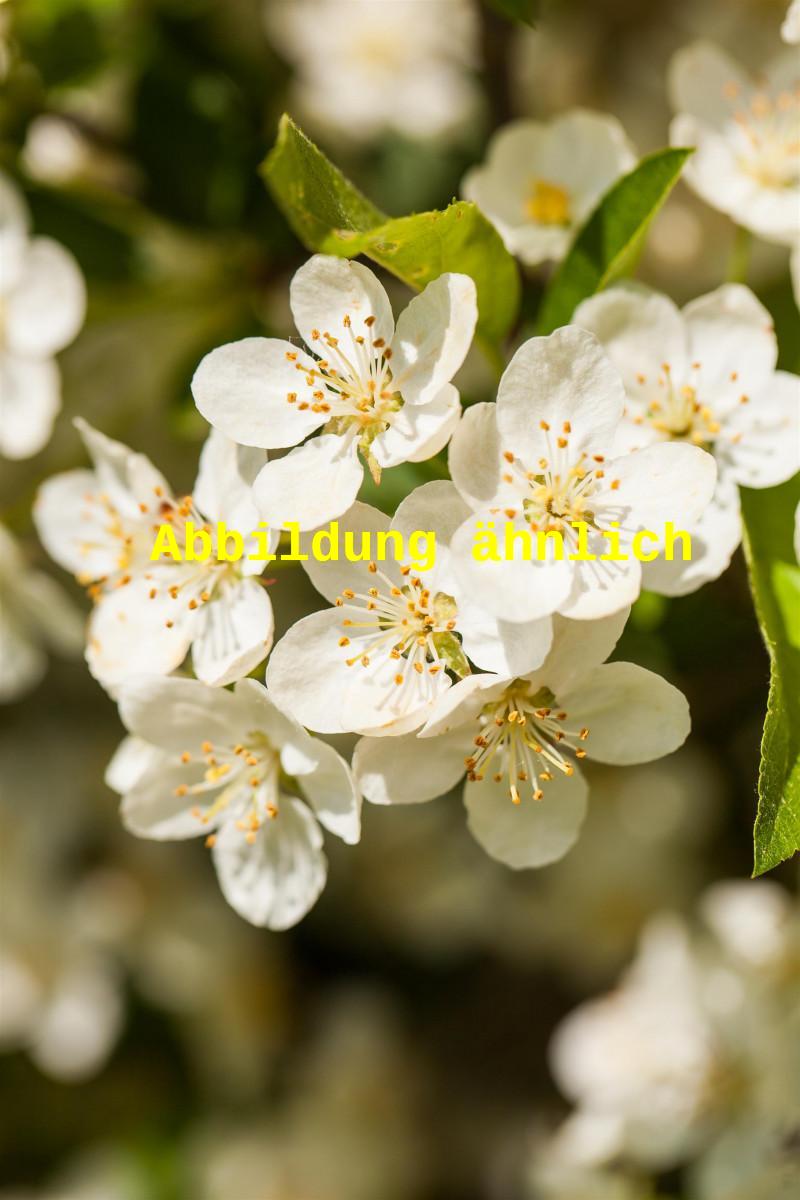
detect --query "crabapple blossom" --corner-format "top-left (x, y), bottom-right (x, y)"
top-left (109, 676), bottom-right (360, 929)
top-left (548, 882), bottom-right (798, 1179)
top-left (192, 255), bottom-right (477, 529)
top-left (669, 42), bottom-right (800, 246)
top-left (353, 611), bottom-right (691, 869)
top-left (447, 325), bottom-right (717, 621)
top-left (264, 0), bottom-right (478, 143)
top-left (574, 282), bottom-right (800, 593)
top-left (461, 111), bottom-right (635, 266)
top-left (0, 171), bottom-right (85, 459)
top-left (34, 420), bottom-right (276, 692)
top-left (265, 484), bottom-right (554, 737)
top-left (0, 523), bottom-right (84, 703)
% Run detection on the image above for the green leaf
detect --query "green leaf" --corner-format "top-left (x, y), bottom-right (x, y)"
top-left (485, 0), bottom-right (540, 26)
top-left (537, 147), bottom-right (693, 334)
top-left (262, 115), bottom-right (520, 347)
top-left (741, 474), bottom-right (800, 876)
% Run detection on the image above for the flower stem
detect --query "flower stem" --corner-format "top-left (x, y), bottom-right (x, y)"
top-left (728, 225), bottom-right (752, 285)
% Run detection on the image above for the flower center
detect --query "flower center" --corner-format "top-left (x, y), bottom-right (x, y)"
top-left (628, 361), bottom-right (748, 452)
top-left (722, 78), bottom-right (800, 189)
top-left (285, 314), bottom-right (404, 479)
top-left (524, 178), bottom-right (572, 226)
top-left (466, 684), bottom-right (589, 804)
top-left (334, 561), bottom-right (468, 686)
top-left (173, 732), bottom-right (281, 845)
top-left (500, 420), bottom-right (616, 543)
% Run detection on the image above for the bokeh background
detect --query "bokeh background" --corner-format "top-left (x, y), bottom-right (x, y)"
top-left (1, 1), bottom-right (798, 1197)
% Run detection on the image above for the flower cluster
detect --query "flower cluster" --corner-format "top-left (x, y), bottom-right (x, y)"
top-left (14, 14), bottom-right (799, 935)
top-left (30, 237), bottom-right (790, 931)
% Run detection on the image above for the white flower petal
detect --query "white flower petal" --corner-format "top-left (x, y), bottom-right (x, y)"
top-left (496, 327), bottom-right (627, 462)
top-left (265, 608), bottom-right (445, 735)
top-left (457, 600), bottom-right (553, 675)
top-left (104, 736), bottom-right (164, 794)
top-left (297, 738), bottom-right (361, 844)
top-left (117, 675), bottom-right (243, 753)
top-left (682, 284), bottom-right (777, 402)
top-left (723, 369), bottom-right (800, 488)
top-left (34, 469), bottom-right (131, 578)
top-left (668, 41), bottom-right (752, 131)
top-left (5, 238), bottom-right (85, 357)
top-left (120, 761), bottom-right (212, 840)
top-left (191, 576), bottom-right (274, 687)
top-left (535, 110), bottom-right (635, 214)
top-left (450, 510), bottom-right (575, 622)
top-left (464, 767), bottom-right (588, 868)
top-left (212, 797), bottom-right (326, 930)
top-left (421, 671), bottom-right (510, 738)
top-left (86, 582), bottom-right (193, 693)
top-left (193, 426), bottom-right (267, 531)
top-left (252, 434), bottom-right (363, 529)
top-left (75, 418), bottom-right (171, 517)
top-left (562, 661), bottom-right (691, 765)
top-left (371, 383), bottom-right (460, 469)
top-left (0, 354), bottom-right (60, 460)
top-left (574, 284), bottom-right (688, 395)
top-left (391, 273), bottom-right (477, 406)
top-left (353, 728), bottom-right (468, 805)
top-left (557, 535), bottom-right (642, 621)
top-left (300, 501), bottom-right (395, 605)
top-left (641, 480), bottom-right (742, 596)
top-left (602, 440), bottom-right (717, 530)
top-left (191, 337), bottom-right (324, 449)
top-left (289, 254), bottom-right (394, 348)
top-left (528, 610), bottom-right (630, 695)
top-left (448, 401), bottom-right (514, 510)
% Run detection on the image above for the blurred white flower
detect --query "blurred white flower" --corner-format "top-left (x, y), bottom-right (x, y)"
top-left (0, 522), bottom-right (83, 703)
top-left (188, 988), bottom-right (426, 1200)
top-left (110, 676), bottom-right (361, 928)
top-left (264, 0), bottom-right (478, 142)
top-left (0, 805), bottom-right (125, 1083)
top-left (783, 0), bottom-right (800, 44)
top-left (192, 255), bottom-right (477, 528)
top-left (669, 42), bottom-right (800, 246)
top-left (266, 485), bottom-right (553, 737)
top-left (447, 326), bottom-right (717, 622)
top-left (462, 111), bottom-right (635, 266)
top-left (354, 611), bottom-right (691, 869)
top-left (35, 420), bottom-right (275, 692)
top-left (574, 282), bottom-right (800, 594)
top-left (0, 172), bottom-right (85, 459)
top-left (548, 880), bottom-right (800, 1187)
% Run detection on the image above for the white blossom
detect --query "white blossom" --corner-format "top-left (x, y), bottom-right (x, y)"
top-left (265, 485), bottom-right (554, 737)
top-left (548, 881), bottom-right (799, 1182)
top-left (462, 111), bottom-right (635, 266)
top-left (264, 0), bottom-right (478, 143)
top-left (447, 325), bottom-right (717, 621)
top-left (192, 255), bottom-right (477, 529)
top-left (669, 42), bottom-right (800, 246)
top-left (353, 612), bottom-right (691, 869)
top-left (782, 0), bottom-right (800, 44)
top-left (0, 523), bottom-right (83, 703)
top-left (0, 171), bottom-right (85, 459)
top-left (109, 676), bottom-right (361, 929)
top-left (34, 420), bottom-right (276, 692)
top-left (574, 282), bottom-right (800, 593)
